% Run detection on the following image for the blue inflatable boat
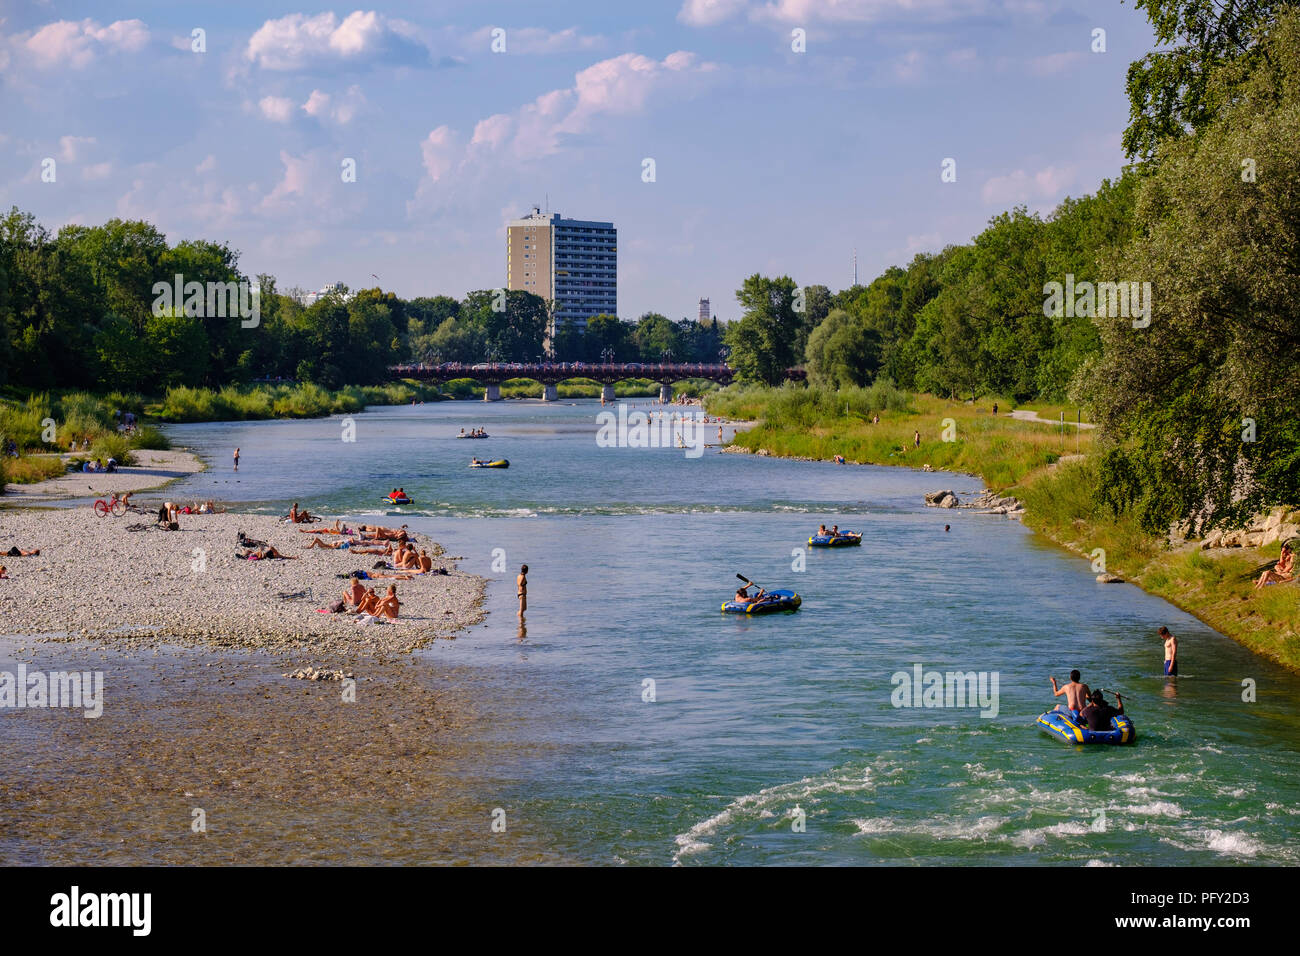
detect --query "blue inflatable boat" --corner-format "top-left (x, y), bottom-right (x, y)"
top-left (1036, 708), bottom-right (1136, 745)
top-left (721, 588), bottom-right (802, 614)
top-left (381, 494), bottom-right (412, 505)
top-left (808, 531), bottom-right (862, 547)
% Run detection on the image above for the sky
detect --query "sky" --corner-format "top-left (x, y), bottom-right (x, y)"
top-left (0, 1), bottom-right (1159, 322)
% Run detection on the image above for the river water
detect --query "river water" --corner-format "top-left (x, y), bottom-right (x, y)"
top-left (18, 399), bottom-right (1300, 864)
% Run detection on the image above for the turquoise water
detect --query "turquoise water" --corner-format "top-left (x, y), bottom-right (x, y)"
top-left (153, 401), bottom-right (1300, 864)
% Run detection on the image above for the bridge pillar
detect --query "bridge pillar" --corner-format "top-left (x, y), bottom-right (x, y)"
top-left (484, 383), bottom-right (501, 402)
top-left (542, 384), bottom-right (558, 402)
top-left (658, 383), bottom-right (673, 404)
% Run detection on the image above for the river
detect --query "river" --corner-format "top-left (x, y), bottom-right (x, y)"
top-left (12, 398), bottom-right (1300, 865)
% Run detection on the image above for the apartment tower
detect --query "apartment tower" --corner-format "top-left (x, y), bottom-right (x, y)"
top-left (506, 208), bottom-right (617, 339)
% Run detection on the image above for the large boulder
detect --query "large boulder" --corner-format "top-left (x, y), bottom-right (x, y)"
top-left (925, 490), bottom-right (955, 505)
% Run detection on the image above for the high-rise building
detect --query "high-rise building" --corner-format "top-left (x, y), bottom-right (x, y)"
top-left (698, 297), bottom-right (710, 323)
top-left (506, 208), bottom-right (617, 336)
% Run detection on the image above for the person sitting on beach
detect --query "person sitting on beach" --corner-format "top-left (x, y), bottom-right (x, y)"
top-left (1254, 542), bottom-right (1294, 590)
top-left (5, 546), bottom-right (39, 557)
top-left (418, 549), bottom-right (433, 573)
top-left (394, 544), bottom-right (421, 570)
top-left (0, 566), bottom-right (8, 578)
top-left (356, 587), bottom-right (381, 615)
top-left (343, 577), bottom-right (367, 609)
top-left (375, 584), bottom-right (401, 619)
top-left (1078, 689), bottom-right (1124, 731)
top-left (1049, 670), bottom-right (1090, 713)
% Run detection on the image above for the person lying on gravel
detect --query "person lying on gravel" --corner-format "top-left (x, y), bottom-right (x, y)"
top-left (301, 537), bottom-right (355, 550)
top-left (5, 546), bottom-right (40, 556)
top-left (357, 524), bottom-right (408, 540)
top-left (299, 520), bottom-right (352, 535)
top-left (348, 542), bottom-right (394, 556)
top-left (244, 546), bottom-right (298, 560)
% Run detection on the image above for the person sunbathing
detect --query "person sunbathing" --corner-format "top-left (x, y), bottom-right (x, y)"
top-left (1255, 543), bottom-right (1295, 590)
top-left (300, 520), bottom-right (347, 535)
top-left (0, 566), bottom-right (8, 579)
top-left (5, 546), bottom-right (40, 557)
top-left (418, 550), bottom-right (433, 573)
top-left (343, 577), bottom-right (367, 608)
top-left (356, 588), bottom-right (381, 614)
top-left (301, 537), bottom-right (354, 550)
top-left (287, 503), bottom-right (318, 524)
top-left (394, 545), bottom-right (420, 570)
top-left (349, 543), bottom-right (393, 556)
top-left (375, 585), bottom-right (401, 619)
top-left (246, 546), bottom-right (298, 560)
top-left (369, 569), bottom-right (416, 580)
top-left (237, 531), bottom-right (270, 549)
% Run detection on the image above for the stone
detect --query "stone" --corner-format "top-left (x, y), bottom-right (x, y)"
top-left (1096, 573), bottom-right (1124, 583)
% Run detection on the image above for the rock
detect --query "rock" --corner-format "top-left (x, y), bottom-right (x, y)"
top-left (1096, 573), bottom-right (1124, 583)
top-left (1245, 532), bottom-right (1265, 548)
top-left (1201, 530), bottom-right (1223, 549)
top-left (1261, 528), bottom-right (1280, 546)
top-left (925, 490), bottom-right (955, 505)
top-left (755, 448), bottom-right (770, 457)
top-left (939, 494), bottom-right (959, 508)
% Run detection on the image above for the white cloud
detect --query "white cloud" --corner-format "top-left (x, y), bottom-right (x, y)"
top-left (259, 95), bottom-right (296, 122)
top-left (890, 50), bottom-right (925, 82)
top-left (196, 155), bottom-right (218, 174)
top-left (261, 151), bottom-right (312, 208)
top-left (245, 11), bottom-right (428, 71)
top-left (419, 126), bottom-right (463, 184)
top-left (678, 0), bottom-right (751, 26)
top-left (467, 26), bottom-right (605, 54)
top-left (981, 165), bottom-right (1075, 205)
top-left (680, 0), bottom-right (996, 26)
top-left (21, 18), bottom-right (149, 69)
top-left (82, 163), bottom-right (112, 181)
top-left (1029, 51), bottom-right (1084, 75)
top-left (58, 135), bottom-right (96, 162)
top-left (301, 85), bottom-right (366, 124)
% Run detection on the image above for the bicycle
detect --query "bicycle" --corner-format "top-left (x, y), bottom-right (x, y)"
top-left (92, 493), bottom-right (128, 518)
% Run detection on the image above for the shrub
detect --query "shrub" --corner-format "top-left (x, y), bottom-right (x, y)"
top-left (90, 432), bottom-right (135, 466)
top-left (130, 425), bottom-right (171, 450)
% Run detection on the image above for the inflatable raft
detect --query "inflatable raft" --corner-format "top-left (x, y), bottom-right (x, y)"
top-left (721, 588), bottom-right (802, 614)
top-left (456, 433), bottom-right (489, 439)
top-left (808, 531), bottom-right (862, 547)
top-left (381, 494), bottom-right (412, 505)
top-left (1036, 708), bottom-right (1136, 745)
top-left (470, 459), bottom-right (509, 469)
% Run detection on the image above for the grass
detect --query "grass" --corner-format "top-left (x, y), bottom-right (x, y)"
top-left (708, 383), bottom-right (1092, 489)
top-left (2, 454), bottom-right (67, 484)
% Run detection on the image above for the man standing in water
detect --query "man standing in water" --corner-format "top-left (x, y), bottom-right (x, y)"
top-left (233, 447), bottom-right (240, 472)
top-left (517, 564), bottom-right (528, 616)
top-left (1160, 626), bottom-right (1178, 676)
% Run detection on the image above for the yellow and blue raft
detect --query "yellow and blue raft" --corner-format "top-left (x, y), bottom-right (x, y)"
top-left (808, 531), bottom-right (862, 547)
top-left (721, 589), bottom-right (802, 614)
top-left (1036, 708), bottom-right (1136, 745)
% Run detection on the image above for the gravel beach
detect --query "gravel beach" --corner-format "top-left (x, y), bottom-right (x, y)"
top-left (0, 508), bottom-right (486, 656)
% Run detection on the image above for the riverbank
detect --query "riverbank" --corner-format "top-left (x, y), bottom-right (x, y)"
top-left (2, 449), bottom-right (204, 500)
top-left (0, 510), bottom-right (486, 658)
top-left (707, 387), bottom-right (1300, 673)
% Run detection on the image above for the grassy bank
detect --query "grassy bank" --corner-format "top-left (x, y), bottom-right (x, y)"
top-left (706, 383), bottom-right (1300, 673)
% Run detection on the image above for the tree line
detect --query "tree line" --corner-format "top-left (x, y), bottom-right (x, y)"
top-left (721, 0), bottom-right (1300, 532)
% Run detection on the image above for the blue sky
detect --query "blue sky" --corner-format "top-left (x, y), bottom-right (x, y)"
top-left (0, 1), bottom-right (1157, 321)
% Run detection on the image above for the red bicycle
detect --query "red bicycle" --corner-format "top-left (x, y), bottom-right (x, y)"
top-left (92, 494), bottom-right (128, 518)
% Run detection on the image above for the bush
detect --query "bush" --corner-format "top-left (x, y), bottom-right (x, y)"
top-left (130, 425), bottom-right (171, 450)
top-left (90, 432), bottom-right (135, 466)
top-left (2, 455), bottom-right (66, 484)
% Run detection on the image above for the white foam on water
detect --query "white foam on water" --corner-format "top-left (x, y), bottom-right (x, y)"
top-left (1124, 800), bottom-right (1186, 818)
top-left (1009, 820), bottom-right (1091, 848)
top-left (672, 766), bottom-right (875, 863)
top-left (1201, 829), bottom-right (1265, 858)
top-left (1085, 859), bottom-right (1115, 867)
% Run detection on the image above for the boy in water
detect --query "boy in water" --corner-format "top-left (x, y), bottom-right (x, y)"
top-left (517, 564), bottom-right (528, 616)
top-left (1160, 626), bottom-right (1178, 676)
top-left (1049, 670), bottom-right (1090, 714)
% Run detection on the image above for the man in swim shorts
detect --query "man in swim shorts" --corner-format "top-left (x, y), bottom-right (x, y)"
top-left (1160, 626), bottom-right (1178, 676)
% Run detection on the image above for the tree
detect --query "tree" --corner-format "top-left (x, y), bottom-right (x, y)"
top-left (804, 309), bottom-right (882, 388)
top-left (726, 274), bottom-right (801, 384)
top-left (1123, 0), bottom-right (1284, 161)
top-left (1085, 8), bottom-right (1300, 531)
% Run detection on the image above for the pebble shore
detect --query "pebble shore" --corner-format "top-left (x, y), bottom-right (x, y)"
top-left (0, 509), bottom-right (486, 655)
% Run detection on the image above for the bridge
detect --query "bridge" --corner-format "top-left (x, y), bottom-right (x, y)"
top-left (388, 361), bottom-right (758, 402)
